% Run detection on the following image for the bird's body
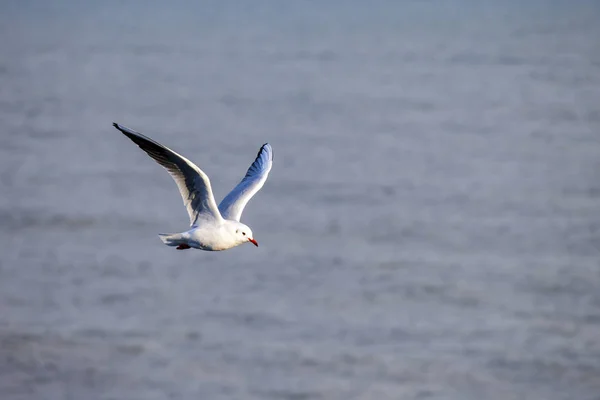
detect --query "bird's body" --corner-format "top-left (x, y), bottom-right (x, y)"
top-left (113, 122), bottom-right (273, 251)
top-left (158, 219), bottom-right (253, 251)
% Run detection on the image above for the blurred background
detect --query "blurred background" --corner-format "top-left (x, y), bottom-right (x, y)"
top-left (1, 1), bottom-right (599, 399)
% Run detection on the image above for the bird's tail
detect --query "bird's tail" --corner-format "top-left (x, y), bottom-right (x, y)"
top-left (158, 233), bottom-right (186, 247)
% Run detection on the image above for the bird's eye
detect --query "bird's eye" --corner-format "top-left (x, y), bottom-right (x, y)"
top-left (236, 229), bottom-right (239, 233)
top-left (242, 232), bottom-right (246, 236)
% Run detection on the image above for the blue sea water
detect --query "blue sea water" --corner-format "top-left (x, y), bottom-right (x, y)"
top-left (0, 1), bottom-right (599, 399)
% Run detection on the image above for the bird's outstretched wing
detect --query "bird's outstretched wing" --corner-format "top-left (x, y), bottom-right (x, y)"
top-left (218, 143), bottom-right (273, 222)
top-left (113, 123), bottom-right (223, 226)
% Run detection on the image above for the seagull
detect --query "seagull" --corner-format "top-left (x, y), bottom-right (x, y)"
top-left (113, 122), bottom-right (273, 251)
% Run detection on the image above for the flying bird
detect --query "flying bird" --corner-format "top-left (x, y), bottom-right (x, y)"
top-left (113, 122), bottom-right (273, 251)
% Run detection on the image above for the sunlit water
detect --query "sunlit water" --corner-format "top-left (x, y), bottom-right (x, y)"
top-left (1, 1), bottom-right (599, 399)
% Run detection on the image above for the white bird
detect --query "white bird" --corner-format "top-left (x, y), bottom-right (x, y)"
top-left (113, 122), bottom-right (273, 251)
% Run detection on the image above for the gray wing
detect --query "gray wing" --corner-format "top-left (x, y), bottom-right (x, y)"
top-left (113, 123), bottom-right (223, 225)
top-left (218, 143), bottom-right (273, 222)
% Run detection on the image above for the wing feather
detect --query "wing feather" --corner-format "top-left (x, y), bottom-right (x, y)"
top-left (113, 123), bottom-right (222, 225)
top-left (218, 143), bottom-right (273, 222)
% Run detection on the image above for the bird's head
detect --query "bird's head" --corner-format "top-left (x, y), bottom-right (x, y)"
top-left (234, 223), bottom-right (258, 247)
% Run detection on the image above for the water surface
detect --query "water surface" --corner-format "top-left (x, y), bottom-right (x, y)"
top-left (1, 1), bottom-right (599, 399)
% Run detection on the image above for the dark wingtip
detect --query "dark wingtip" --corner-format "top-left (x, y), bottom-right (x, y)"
top-left (259, 143), bottom-right (273, 161)
top-left (112, 122), bottom-right (129, 136)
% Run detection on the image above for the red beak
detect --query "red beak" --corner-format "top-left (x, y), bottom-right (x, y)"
top-left (248, 238), bottom-right (258, 247)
